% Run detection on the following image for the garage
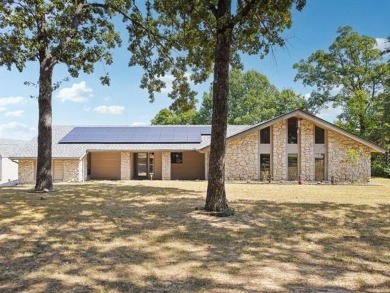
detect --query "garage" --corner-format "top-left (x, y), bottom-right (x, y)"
top-left (53, 161), bottom-right (64, 182)
top-left (91, 152), bottom-right (121, 180)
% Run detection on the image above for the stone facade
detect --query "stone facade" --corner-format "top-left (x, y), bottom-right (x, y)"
top-left (272, 121), bottom-right (287, 181)
top-left (327, 131), bottom-right (371, 182)
top-left (120, 152), bottom-right (131, 180)
top-left (161, 152), bottom-right (171, 180)
top-left (63, 160), bottom-right (80, 182)
top-left (18, 160), bottom-right (35, 184)
top-left (300, 119), bottom-right (315, 181)
top-left (225, 131), bottom-right (259, 180)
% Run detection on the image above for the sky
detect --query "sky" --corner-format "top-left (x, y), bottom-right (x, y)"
top-left (0, 0), bottom-right (389, 140)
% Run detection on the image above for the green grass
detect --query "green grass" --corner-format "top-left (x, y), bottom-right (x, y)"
top-left (0, 179), bottom-right (389, 292)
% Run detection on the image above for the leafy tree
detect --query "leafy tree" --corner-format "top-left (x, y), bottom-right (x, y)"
top-left (151, 108), bottom-right (198, 125)
top-left (195, 69), bottom-right (308, 125)
top-left (294, 26), bottom-right (390, 139)
top-left (0, 1), bottom-right (143, 191)
top-left (130, 0), bottom-right (306, 212)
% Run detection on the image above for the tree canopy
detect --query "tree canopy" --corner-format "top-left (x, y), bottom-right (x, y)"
top-left (151, 69), bottom-right (308, 125)
top-left (294, 26), bottom-right (390, 139)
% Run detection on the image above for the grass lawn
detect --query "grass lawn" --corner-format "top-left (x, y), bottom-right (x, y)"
top-left (0, 179), bottom-right (389, 292)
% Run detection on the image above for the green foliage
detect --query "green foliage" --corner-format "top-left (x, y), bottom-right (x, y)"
top-left (0, 1), bottom-right (127, 82)
top-left (294, 26), bottom-right (390, 140)
top-left (151, 69), bottom-right (308, 125)
top-left (128, 0), bottom-right (306, 109)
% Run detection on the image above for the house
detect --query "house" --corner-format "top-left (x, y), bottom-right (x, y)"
top-left (10, 110), bottom-right (386, 184)
top-left (0, 139), bottom-right (24, 185)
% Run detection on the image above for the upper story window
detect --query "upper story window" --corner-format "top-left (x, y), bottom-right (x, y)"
top-left (315, 126), bottom-right (325, 144)
top-left (260, 127), bottom-right (270, 144)
top-left (288, 117), bottom-right (298, 144)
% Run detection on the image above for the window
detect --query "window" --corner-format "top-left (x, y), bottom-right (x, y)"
top-left (288, 154), bottom-right (298, 180)
top-left (260, 127), bottom-right (270, 144)
top-left (288, 117), bottom-right (298, 144)
top-left (171, 152), bottom-right (183, 164)
top-left (315, 153), bottom-right (325, 181)
top-left (315, 126), bottom-right (325, 144)
top-left (260, 154), bottom-right (271, 181)
top-left (149, 153), bottom-right (154, 174)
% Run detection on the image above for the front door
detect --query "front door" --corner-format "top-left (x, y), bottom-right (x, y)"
top-left (135, 153), bottom-right (154, 179)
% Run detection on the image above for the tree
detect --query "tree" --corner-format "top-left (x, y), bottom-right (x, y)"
top-left (151, 108), bottom-right (198, 125)
top-left (129, 0), bottom-right (306, 212)
top-left (294, 26), bottom-right (390, 139)
top-left (194, 69), bottom-right (308, 125)
top-left (0, 1), bottom-right (144, 191)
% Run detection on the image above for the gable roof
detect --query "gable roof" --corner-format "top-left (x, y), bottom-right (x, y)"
top-left (200, 109), bottom-right (386, 153)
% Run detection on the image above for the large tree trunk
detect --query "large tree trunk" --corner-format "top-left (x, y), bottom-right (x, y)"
top-left (205, 0), bottom-right (232, 212)
top-left (35, 61), bottom-right (54, 191)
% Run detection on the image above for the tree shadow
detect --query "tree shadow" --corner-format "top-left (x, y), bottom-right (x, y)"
top-left (0, 183), bottom-right (389, 292)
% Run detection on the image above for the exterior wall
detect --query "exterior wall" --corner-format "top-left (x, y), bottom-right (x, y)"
top-left (121, 152), bottom-right (131, 180)
top-left (81, 155), bottom-right (88, 181)
top-left (63, 160), bottom-right (81, 182)
top-left (1, 157), bottom-right (19, 183)
top-left (153, 152), bottom-right (163, 180)
top-left (171, 151), bottom-right (205, 180)
top-left (225, 131), bottom-right (259, 180)
top-left (327, 131), bottom-right (371, 182)
top-left (300, 119), bottom-right (315, 181)
top-left (272, 121), bottom-right (287, 181)
top-left (18, 160), bottom-right (35, 184)
top-left (161, 152), bottom-right (171, 180)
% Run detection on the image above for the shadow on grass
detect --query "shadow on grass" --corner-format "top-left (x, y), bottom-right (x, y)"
top-left (0, 183), bottom-right (389, 292)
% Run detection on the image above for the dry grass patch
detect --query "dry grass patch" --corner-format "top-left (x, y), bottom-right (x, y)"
top-left (0, 179), bottom-right (389, 292)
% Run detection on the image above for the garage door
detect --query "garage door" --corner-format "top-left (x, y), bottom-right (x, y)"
top-left (91, 152), bottom-right (121, 180)
top-left (53, 161), bottom-right (64, 182)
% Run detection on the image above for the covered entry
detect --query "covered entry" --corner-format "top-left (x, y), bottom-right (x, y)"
top-left (90, 152), bottom-right (121, 180)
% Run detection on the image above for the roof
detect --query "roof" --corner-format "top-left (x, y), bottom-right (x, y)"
top-left (200, 109), bottom-right (386, 153)
top-left (0, 139), bottom-right (26, 157)
top-left (9, 125), bottom-right (251, 159)
top-left (9, 109), bottom-right (386, 159)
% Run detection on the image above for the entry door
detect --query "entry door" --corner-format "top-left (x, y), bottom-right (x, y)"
top-left (136, 153), bottom-right (154, 179)
top-left (53, 161), bottom-right (64, 182)
top-left (315, 153), bottom-right (325, 181)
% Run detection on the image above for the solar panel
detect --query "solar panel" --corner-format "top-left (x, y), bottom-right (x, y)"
top-left (59, 126), bottom-right (212, 144)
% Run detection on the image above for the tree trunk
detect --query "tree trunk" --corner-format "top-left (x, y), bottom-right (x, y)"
top-left (205, 0), bottom-right (232, 212)
top-left (35, 61), bottom-right (54, 191)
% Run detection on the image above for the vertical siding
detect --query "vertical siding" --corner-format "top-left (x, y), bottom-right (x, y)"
top-left (171, 151), bottom-right (205, 180)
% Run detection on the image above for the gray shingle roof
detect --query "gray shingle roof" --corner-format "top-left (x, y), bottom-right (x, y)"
top-left (0, 139), bottom-right (26, 157)
top-left (9, 125), bottom-right (251, 159)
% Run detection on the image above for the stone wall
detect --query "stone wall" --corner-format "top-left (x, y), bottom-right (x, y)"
top-left (300, 119), bottom-right (315, 181)
top-left (161, 152), bottom-right (171, 180)
top-left (120, 152), bottom-right (131, 180)
top-left (272, 121), bottom-right (287, 181)
top-left (328, 131), bottom-right (371, 182)
top-left (63, 160), bottom-right (80, 182)
top-left (225, 131), bottom-right (259, 180)
top-left (18, 160), bottom-right (35, 184)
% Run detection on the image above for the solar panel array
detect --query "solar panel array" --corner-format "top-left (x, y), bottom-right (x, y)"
top-left (59, 126), bottom-right (212, 144)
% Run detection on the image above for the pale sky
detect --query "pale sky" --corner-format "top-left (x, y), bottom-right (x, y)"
top-left (0, 0), bottom-right (389, 140)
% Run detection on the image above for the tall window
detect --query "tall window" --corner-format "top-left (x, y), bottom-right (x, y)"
top-left (288, 117), bottom-right (298, 144)
top-left (260, 154), bottom-right (271, 181)
top-left (288, 154), bottom-right (298, 180)
top-left (260, 127), bottom-right (270, 144)
top-left (315, 126), bottom-right (325, 144)
top-left (315, 153), bottom-right (325, 181)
